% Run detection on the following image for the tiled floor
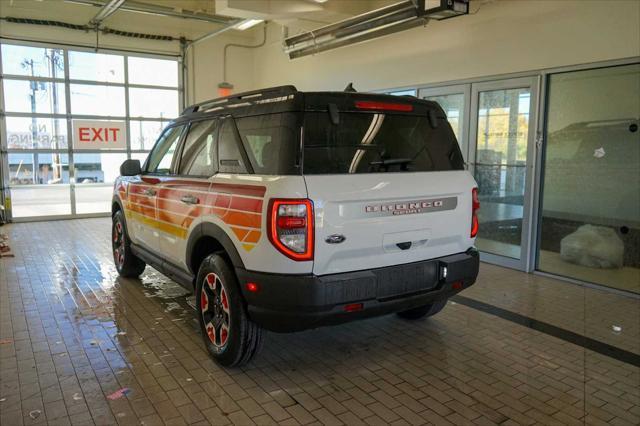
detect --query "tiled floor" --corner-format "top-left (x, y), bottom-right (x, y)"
top-left (1, 218), bottom-right (638, 426)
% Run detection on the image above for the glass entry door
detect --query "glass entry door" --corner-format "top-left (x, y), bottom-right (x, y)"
top-left (469, 77), bottom-right (538, 270)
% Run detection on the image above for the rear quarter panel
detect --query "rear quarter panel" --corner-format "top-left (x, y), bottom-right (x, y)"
top-left (200, 174), bottom-right (311, 274)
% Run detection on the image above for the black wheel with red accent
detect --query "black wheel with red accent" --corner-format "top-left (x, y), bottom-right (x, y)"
top-left (112, 210), bottom-right (146, 278)
top-left (196, 254), bottom-right (263, 367)
top-left (396, 299), bottom-right (447, 320)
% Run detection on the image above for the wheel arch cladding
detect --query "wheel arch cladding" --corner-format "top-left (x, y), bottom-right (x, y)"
top-left (187, 222), bottom-right (246, 277)
top-left (112, 197), bottom-right (123, 216)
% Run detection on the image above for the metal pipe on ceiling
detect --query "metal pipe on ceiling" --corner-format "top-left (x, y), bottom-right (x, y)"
top-left (288, 18), bottom-right (427, 60)
top-left (283, 0), bottom-right (422, 59)
top-left (283, 0), bottom-right (414, 47)
top-left (332, 7), bottom-right (418, 39)
top-left (284, 0), bottom-right (469, 59)
top-left (65, 0), bottom-right (235, 24)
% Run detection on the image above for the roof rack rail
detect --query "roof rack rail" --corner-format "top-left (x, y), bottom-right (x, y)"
top-left (181, 85), bottom-right (298, 115)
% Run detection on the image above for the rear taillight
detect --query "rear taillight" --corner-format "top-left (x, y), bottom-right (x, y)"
top-left (268, 199), bottom-right (314, 261)
top-left (471, 187), bottom-right (480, 238)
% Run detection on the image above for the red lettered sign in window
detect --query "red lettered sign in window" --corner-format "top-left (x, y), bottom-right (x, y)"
top-left (72, 120), bottom-right (126, 150)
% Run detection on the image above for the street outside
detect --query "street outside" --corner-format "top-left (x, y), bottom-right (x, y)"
top-left (9, 185), bottom-right (112, 217)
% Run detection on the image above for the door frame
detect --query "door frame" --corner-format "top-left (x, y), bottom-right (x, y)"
top-left (468, 76), bottom-right (540, 271)
top-left (418, 84), bottom-right (472, 163)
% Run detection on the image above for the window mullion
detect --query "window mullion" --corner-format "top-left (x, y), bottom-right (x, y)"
top-left (63, 48), bottom-right (76, 216)
top-left (124, 54), bottom-right (131, 159)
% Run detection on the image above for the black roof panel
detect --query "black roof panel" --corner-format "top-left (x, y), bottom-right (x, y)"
top-left (177, 85), bottom-right (444, 123)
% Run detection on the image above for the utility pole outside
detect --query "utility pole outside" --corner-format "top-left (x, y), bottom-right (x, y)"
top-left (21, 59), bottom-right (39, 184)
top-left (47, 49), bottom-right (63, 182)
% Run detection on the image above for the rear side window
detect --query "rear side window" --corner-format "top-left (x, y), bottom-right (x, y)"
top-left (235, 113), bottom-right (300, 175)
top-left (303, 112), bottom-right (464, 174)
top-left (146, 125), bottom-right (185, 174)
top-left (218, 118), bottom-right (248, 174)
top-left (179, 120), bottom-right (217, 177)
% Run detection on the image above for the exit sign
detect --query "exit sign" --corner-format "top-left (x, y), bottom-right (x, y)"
top-left (72, 120), bottom-right (126, 150)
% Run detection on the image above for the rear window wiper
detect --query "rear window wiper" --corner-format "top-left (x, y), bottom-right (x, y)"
top-left (369, 158), bottom-right (413, 172)
top-left (305, 144), bottom-right (380, 149)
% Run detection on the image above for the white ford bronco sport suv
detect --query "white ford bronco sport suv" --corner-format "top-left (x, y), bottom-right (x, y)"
top-left (112, 86), bottom-right (480, 367)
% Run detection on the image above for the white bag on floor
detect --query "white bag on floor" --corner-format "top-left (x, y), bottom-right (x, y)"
top-left (560, 225), bottom-right (624, 269)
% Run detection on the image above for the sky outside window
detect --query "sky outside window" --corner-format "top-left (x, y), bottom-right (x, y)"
top-left (68, 51), bottom-right (124, 83)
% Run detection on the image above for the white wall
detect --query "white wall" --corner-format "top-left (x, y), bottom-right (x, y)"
top-left (185, 31), bottom-right (256, 105)
top-left (250, 0), bottom-right (640, 92)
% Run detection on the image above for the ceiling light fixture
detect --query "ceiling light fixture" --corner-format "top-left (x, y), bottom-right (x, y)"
top-left (234, 19), bottom-right (264, 31)
top-left (284, 0), bottom-right (469, 59)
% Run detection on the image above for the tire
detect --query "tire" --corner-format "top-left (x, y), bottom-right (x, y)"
top-left (196, 254), bottom-right (264, 367)
top-left (396, 299), bottom-right (448, 320)
top-left (112, 210), bottom-right (146, 278)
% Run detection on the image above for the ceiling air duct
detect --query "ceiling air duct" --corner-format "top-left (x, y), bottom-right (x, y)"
top-left (283, 0), bottom-right (469, 59)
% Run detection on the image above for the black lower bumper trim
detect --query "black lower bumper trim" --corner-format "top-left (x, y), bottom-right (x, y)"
top-left (236, 249), bottom-right (479, 332)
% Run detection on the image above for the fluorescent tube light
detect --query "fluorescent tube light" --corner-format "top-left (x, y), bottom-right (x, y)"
top-left (234, 19), bottom-right (263, 31)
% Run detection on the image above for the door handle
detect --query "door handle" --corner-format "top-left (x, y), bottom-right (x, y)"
top-left (142, 188), bottom-right (156, 196)
top-left (181, 195), bottom-right (199, 205)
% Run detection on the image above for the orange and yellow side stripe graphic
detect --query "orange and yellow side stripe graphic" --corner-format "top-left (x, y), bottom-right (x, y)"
top-left (123, 180), bottom-right (266, 252)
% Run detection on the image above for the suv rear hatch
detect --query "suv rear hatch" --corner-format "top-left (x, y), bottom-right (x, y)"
top-left (302, 96), bottom-right (477, 275)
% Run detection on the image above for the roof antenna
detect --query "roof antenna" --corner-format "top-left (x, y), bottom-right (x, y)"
top-left (344, 83), bottom-right (357, 92)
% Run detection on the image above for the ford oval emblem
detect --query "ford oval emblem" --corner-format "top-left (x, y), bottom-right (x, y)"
top-left (325, 234), bottom-right (346, 244)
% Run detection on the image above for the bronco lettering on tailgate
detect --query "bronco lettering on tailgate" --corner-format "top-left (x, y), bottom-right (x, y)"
top-left (364, 197), bottom-right (457, 217)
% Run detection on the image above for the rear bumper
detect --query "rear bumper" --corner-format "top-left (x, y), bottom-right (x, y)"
top-left (236, 248), bottom-right (479, 332)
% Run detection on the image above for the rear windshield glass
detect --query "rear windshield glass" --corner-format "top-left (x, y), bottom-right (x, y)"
top-left (303, 112), bottom-right (464, 174)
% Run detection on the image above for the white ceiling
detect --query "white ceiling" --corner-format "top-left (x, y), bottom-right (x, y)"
top-left (0, 0), bottom-right (399, 40)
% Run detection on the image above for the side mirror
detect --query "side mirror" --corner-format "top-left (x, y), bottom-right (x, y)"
top-left (120, 159), bottom-right (142, 176)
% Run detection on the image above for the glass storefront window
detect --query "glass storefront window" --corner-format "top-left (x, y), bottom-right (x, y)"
top-left (127, 56), bottom-right (178, 87)
top-left (129, 88), bottom-right (179, 118)
top-left (130, 152), bottom-right (150, 167)
top-left (8, 153), bottom-right (69, 185)
top-left (1, 45), bottom-right (64, 78)
top-left (5, 117), bottom-right (68, 149)
top-left (7, 152), bottom-right (71, 217)
top-left (3, 80), bottom-right (66, 114)
top-left (73, 153), bottom-right (127, 184)
top-left (130, 120), bottom-right (169, 150)
top-left (10, 185), bottom-right (72, 217)
top-left (70, 84), bottom-right (126, 116)
top-left (74, 153), bottom-right (127, 214)
top-left (539, 64), bottom-right (640, 293)
top-left (1, 42), bottom-right (179, 220)
top-left (69, 51), bottom-right (125, 83)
